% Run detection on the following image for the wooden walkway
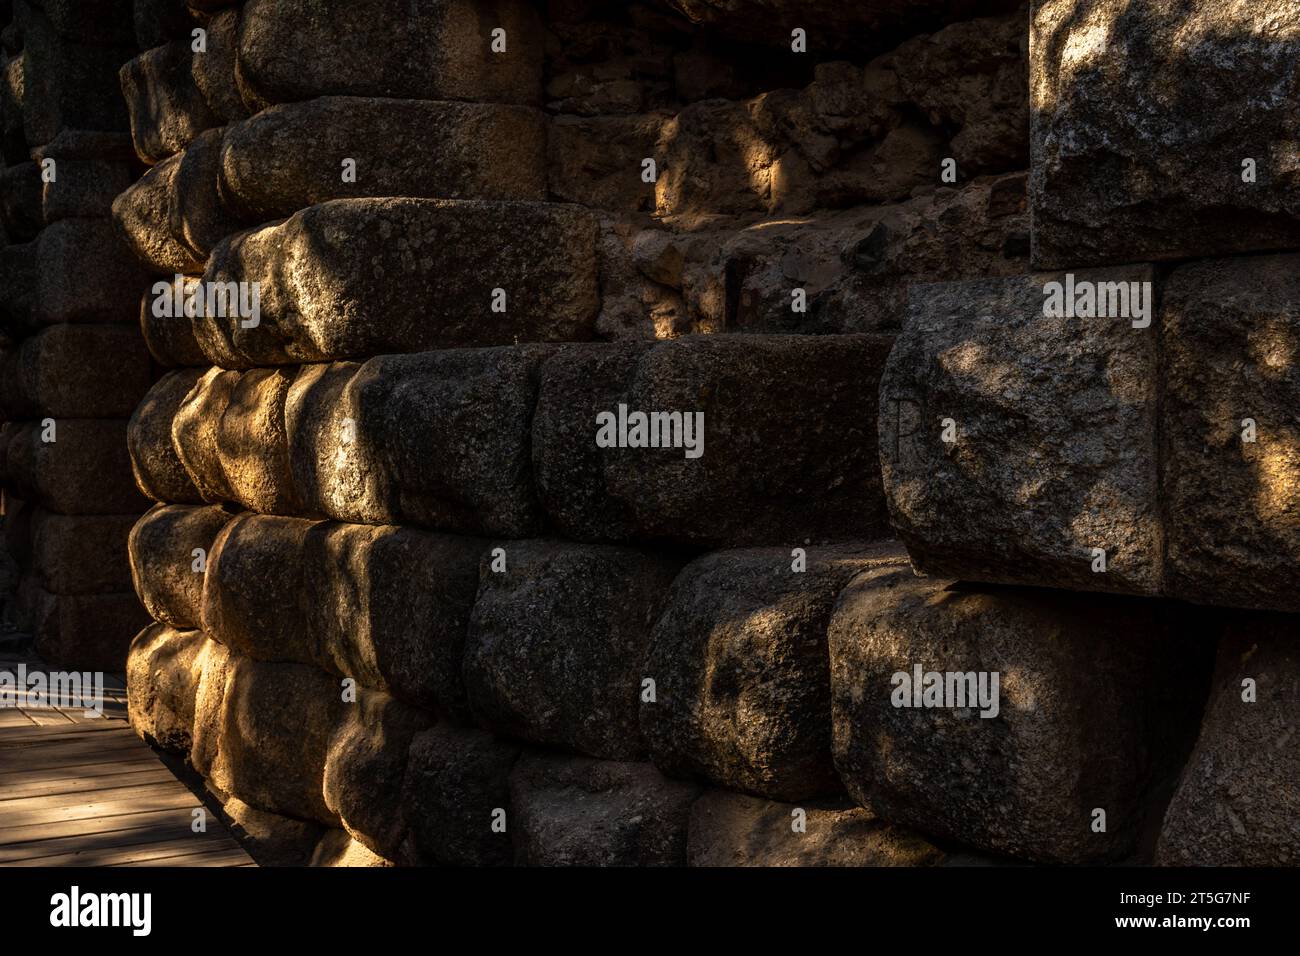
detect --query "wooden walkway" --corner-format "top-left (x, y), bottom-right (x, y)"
top-left (0, 654), bottom-right (254, 867)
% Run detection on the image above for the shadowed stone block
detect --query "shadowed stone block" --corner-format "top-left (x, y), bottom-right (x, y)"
top-left (7, 419), bottom-right (149, 515)
top-left (33, 218), bottom-right (147, 324)
top-left (196, 198), bottom-right (598, 366)
top-left (33, 589), bottom-right (150, 672)
top-left (1156, 619), bottom-right (1300, 866)
top-left (642, 542), bottom-right (907, 801)
top-left (120, 41), bottom-right (217, 162)
top-left (688, 791), bottom-right (945, 867)
top-left (0, 324), bottom-right (151, 420)
top-left (509, 753), bottom-right (700, 866)
top-left (219, 97), bottom-right (547, 222)
top-left (112, 153), bottom-right (204, 275)
top-left (1162, 255), bottom-right (1300, 613)
top-left (235, 0), bottom-right (542, 109)
top-left (287, 347), bottom-right (554, 536)
top-left (1030, 0), bottom-right (1300, 267)
top-left (464, 540), bottom-right (682, 759)
top-left (401, 725), bottom-right (519, 866)
top-left (880, 269), bottom-right (1160, 596)
top-left (322, 688), bottom-right (433, 862)
top-left (534, 334), bottom-right (894, 547)
top-left (828, 566), bottom-right (1214, 864)
top-left (33, 510), bottom-right (137, 595)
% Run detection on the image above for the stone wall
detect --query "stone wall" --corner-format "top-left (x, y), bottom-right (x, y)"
top-left (2, 0), bottom-right (1296, 866)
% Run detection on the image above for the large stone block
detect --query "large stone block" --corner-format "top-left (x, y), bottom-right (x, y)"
top-left (828, 566), bottom-right (1214, 864)
top-left (189, 633), bottom-right (233, 778)
top-left (235, 0), bottom-right (542, 109)
top-left (302, 521), bottom-right (482, 715)
top-left (880, 269), bottom-right (1160, 596)
top-left (464, 540), bottom-right (681, 760)
top-left (322, 689), bottom-right (433, 862)
top-left (128, 368), bottom-right (206, 504)
top-left (170, 125), bottom-right (237, 260)
top-left (533, 334), bottom-right (893, 547)
top-left (0, 161), bottom-right (41, 240)
top-left (6, 419), bottom-right (149, 515)
top-left (191, 8), bottom-right (247, 123)
top-left (642, 543), bottom-right (906, 801)
top-left (196, 198), bottom-right (598, 366)
top-left (112, 153), bottom-right (205, 275)
top-left (139, 280), bottom-right (208, 367)
top-left (1162, 255), bottom-right (1300, 613)
top-left (287, 347), bottom-right (553, 536)
top-left (32, 588), bottom-right (150, 672)
top-left (120, 41), bottom-right (217, 162)
top-left (32, 509), bottom-right (137, 595)
top-left (508, 753), bottom-right (700, 866)
top-left (219, 97), bottom-right (547, 223)
top-left (0, 241), bottom-right (36, 338)
top-left (212, 366), bottom-right (301, 514)
top-left (33, 218), bottom-right (147, 324)
top-left (129, 502), bottom-right (234, 629)
top-left (1030, 0), bottom-right (1300, 267)
top-left (19, 13), bottom-right (131, 143)
top-left (126, 622), bottom-right (205, 753)
top-left (401, 725), bottom-right (519, 867)
top-left (1156, 620), bottom-right (1300, 866)
top-left (209, 656), bottom-right (344, 825)
top-left (170, 366), bottom-right (239, 504)
top-left (0, 324), bottom-right (152, 419)
top-left (200, 513), bottom-right (315, 662)
top-left (687, 791), bottom-right (944, 867)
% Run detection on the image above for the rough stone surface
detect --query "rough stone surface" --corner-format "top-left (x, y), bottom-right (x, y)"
top-left (643, 542), bottom-right (907, 800)
top-left (0, 323), bottom-right (152, 419)
top-left (209, 655), bottom-right (344, 825)
top-left (828, 566), bottom-right (1214, 864)
top-left (688, 790), bottom-right (945, 866)
top-left (322, 689), bottom-right (433, 861)
top-left (308, 829), bottom-right (393, 867)
top-left (401, 725), bottom-right (519, 867)
top-left (170, 125), bottom-right (235, 260)
top-left (126, 623), bottom-right (205, 753)
top-left (464, 540), bottom-right (682, 760)
top-left (120, 40), bottom-right (217, 162)
top-left (128, 368), bottom-right (206, 504)
top-left (1162, 255), bottom-right (1300, 613)
top-left (197, 198), bottom-right (599, 366)
top-left (191, 8), bottom-right (247, 123)
top-left (533, 334), bottom-right (893, 547)
top-left (287, 347), bottom-right (554, 536)
top-left (1156, 620), bottom-right (1300, 866)
top-left (302, 521), bottom-right (482, 715)
top-left (33, 218), bottom-right (147, 324)
top-left (169, 365), bottom-right (239, 504)
top-left (219, 97), bottom-right (547, 222)
top-left (880, 268), bottom-right (1160, 596)
top-left (218, 796), bottom-right (323, 867)
top-left (129, 502), bottom-right (233, 629)
top-left (112, 152), bottom-right (204, 275)
top-left (32, 588), bottom-right (150, 672)
top-left (6, 419), bottom-right (149, 515)
top-left (235, 0), bottom-right (543, 108)
top-left (32, 510), bottom-right (136, 595)
top-left (509, 753), bottom-right (701, 866)
top-left (1031, 0), bottom-right (1300, 268)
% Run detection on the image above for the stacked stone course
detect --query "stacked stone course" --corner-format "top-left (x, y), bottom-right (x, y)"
top-left (0, 0), bottom-right (151, 670)
top-left (2, 0), bottom-right (1288, 867)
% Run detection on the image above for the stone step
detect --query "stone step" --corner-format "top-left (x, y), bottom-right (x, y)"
top-left (196, 198), bottom-right (599, 366)
top-left (4, 418), bottom-right (150, 515)
top-left (828, 566), bottom-right (1216, 864)
top-left (220, 96), bottom-right (547, 223)
top-left (881, 256), bottom-right (1300, 612)
top-left (0, 324), bottom-right (153, 419)
top-left (1030, 0), bottom-right (1300, 267)
top-left (235, 0), bottom-right (543, 110)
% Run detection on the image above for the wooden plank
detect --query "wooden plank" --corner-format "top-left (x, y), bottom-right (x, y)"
top-left (0, 710), bottom-right (35, 728)
top-left (0, 751), bottom-right (162, 781)
top-left (0, 807), bottom-right (201, 856)
top-left (3, 778), bottom-right (197, 817)
top-left (0, 787), bottom-right (201, 830)
top-left (0, 822), bottom-right (222, 863)
top-left (0, 718), bottom-right (132, 741)
top-left (19, 708), bottom-right (75, 726)
top-left (10, 833), bottom-right (244, 867)
top-left (0, 732), bottom-right (150, 765)
top-left (0, 766), bottom-right (178, 801)
top-left (118, 845), bottom-right (254, 867)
